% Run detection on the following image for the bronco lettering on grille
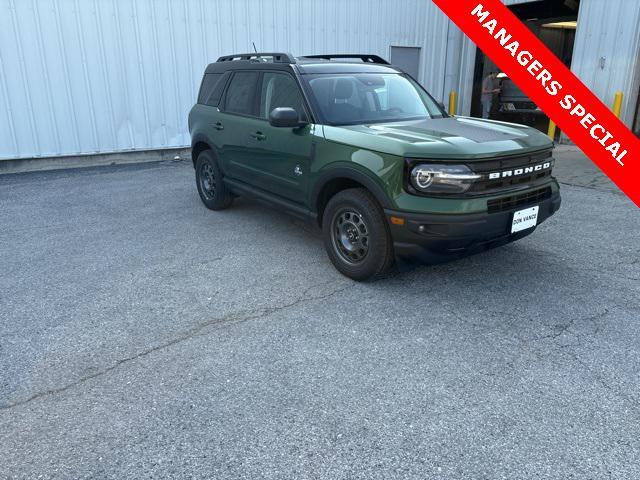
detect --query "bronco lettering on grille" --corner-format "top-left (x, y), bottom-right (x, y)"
top-left (488, 161), bottom-right (552, 179)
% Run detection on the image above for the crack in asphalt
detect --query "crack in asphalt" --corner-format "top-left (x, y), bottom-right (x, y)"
top-left (542, 308), bottom-right (608, 341)
top-left (475, 305), bottom-right (640, 412)
top-left (543, 308), bottom-right (640, 412)
top-left (0, 281), bottom-right (354, 412)
top-left (558, 181), bottom-right (621, 195)
top-left (562, 348), bottom-right (640, 413)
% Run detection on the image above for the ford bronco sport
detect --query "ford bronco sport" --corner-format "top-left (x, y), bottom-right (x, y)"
top-left (189, 53), bottom-right (561, 281)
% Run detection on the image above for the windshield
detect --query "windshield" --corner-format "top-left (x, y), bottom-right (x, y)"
top-left (303, 73), bottom-right (445, 125)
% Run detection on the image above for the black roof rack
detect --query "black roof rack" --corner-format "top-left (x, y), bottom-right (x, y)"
top-left (216, 52), bottom-right (296, 64)
top-left (300, 54), bottom-right (390, 65)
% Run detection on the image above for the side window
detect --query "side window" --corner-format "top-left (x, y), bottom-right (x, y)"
top-left (224, 71), bottom-right (259, 116)
top-left (200, 72), bottom-right (230, 107)
top-left (259, 72), bottom-right (305, 119)
top-left (198, 74), bottom-right (222, 105)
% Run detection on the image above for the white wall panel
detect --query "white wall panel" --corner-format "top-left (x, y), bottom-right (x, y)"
top-left (4, 0), bottom-right (635, 160)
top-left (0, 0), bottom-right (465, 160)
top-left (571, 0), bottom-right (640, 127)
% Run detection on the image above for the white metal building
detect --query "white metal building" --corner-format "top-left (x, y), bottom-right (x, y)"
top-left (0, 0), bottom-right (639, 161)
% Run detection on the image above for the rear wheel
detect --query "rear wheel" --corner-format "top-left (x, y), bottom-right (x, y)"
top-left (322, 188), bottom-right (395, 281)
top-left (195, 150), bottom-right (233, 210)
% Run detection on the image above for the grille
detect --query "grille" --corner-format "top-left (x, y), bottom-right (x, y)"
top-left (512, 101), bottom-right (537, 110)
top-left (487, 187), bottom-right (552, 214)
top-left (467, 150), bottom-right (554, 193)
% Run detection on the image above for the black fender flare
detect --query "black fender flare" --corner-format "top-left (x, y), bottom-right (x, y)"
top-left (190, 133), bottom-right (216, 167)
top-left (310, 167), bottom-right (394, 215)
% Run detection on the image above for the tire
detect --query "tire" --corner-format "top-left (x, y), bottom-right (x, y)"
top-left (322, 188), bottom-right (395, 281)
top-left (195, 150), bottom-right (233, 210)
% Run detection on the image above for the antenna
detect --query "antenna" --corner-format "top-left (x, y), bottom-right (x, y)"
top-left (252, 42), bottom-right (258, 53)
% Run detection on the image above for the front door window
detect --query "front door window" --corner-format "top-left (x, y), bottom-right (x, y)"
top-left (259, 72), bottom-right (306, 120)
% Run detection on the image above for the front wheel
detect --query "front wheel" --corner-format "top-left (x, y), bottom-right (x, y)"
top-left (322, 188), bottom-right (395, 281)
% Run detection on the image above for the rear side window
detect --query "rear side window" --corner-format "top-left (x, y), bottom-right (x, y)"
top-left (198, 74), bottom-right (222, 105)
top-left (224, 72), bottom-right (259, 116)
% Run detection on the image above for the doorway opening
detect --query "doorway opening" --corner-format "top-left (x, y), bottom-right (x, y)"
top-left (470, 0), bottom-right (581, 139)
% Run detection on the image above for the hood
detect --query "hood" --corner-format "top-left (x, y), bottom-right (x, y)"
top-left (322, 116), bottom-right (553, 159)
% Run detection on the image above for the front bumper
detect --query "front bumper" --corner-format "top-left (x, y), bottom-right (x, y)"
top-left (385, 190), bottom-right (561, 261)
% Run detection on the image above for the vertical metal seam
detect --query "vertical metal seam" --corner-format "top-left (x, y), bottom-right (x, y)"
top-left (73, 0), bottom-right (100, 152)
top-left (32, 0), bottom-right (62, 154)
top-left (380, 0), bottom-right (385, 60)
top-left (167, 0), bottom-right (183, 146)
top-left (0, 48), bottom-right (19, 157)
top-left (183, 0), bottom-right (195, 101)
top-left (93, 0), bottom-right (119, 150)
top-left (257, 0), bottom-right (263, 50)
top-left (203, 0), bottom-right (212, 67)
top-left (199, 0), bottom-right (207, 67)
top-left (613, 0), bottom-right (629, 118)
top-left (229, 0), bottom-right (236, 53)
top-left (212, 1), bottom-right (222, 58)
top-left (131, 0), bottom-right (152, 146)
top-left (167, 0), bottom-right (183, 145)
top-left (272, 0), bottom-right (276, 48)
top-left (213, 0), bottom-right (222, 60)
top-left (150, 2), bottom-right (168, 146)
top-left (8, 0), bottom-right (40, 155)
top-left (442, 17), bottom-right (450, 101)
top-left (51, 0), bottom-right (81, 153)
top-left (244, 0), bottom-right (250, 54)
top-left (112, 0), bottom-right (135, 148)
top-left (413, 0), bottom-right (419, 50)
top-left (297, 0), bottom-right (303, 54)
top-left (307, 0), bottom-right (312, 54)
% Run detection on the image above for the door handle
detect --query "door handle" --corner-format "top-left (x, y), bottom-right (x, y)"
top-left (250, 131), bottom-right (266, 141)
top-left (213, 122), bottom-right (224, 131)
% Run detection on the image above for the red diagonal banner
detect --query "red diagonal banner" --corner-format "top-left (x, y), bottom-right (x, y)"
top-left (432, 0), bottom-right (640, 207)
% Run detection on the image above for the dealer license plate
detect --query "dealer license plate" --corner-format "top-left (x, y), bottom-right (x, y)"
top-left (511, 206), bottom-right (539, 233)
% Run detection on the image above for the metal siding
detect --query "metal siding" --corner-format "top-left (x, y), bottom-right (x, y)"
top-left (4, 0), bottom-right (636, 159)
top-left (0, 0), bottom-right (461, 159)
top-left (571, 0), bottom-right (640, 127)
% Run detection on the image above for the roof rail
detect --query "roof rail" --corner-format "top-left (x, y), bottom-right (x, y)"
top-left (216, 52), bottom-right (296, 64)
top-left (301, 54), bottom-right (390, 65)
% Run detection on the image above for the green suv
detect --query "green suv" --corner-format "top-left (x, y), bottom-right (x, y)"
top-left (189, 53), bottom-right (561, 280)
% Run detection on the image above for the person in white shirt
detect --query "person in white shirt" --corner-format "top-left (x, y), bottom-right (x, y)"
top-left (481, 71), bottom-right (501, 119)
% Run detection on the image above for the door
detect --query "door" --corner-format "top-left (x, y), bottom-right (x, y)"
top-left (242, 71), bottom-right (314, 203)
top-left (390, 46), bottom-right (421, 80)
top-left (216, 71), bottom-right (261, 181)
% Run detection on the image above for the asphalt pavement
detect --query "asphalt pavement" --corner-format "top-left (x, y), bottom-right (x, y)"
top-left (0, 152), bottom-right (638, 479)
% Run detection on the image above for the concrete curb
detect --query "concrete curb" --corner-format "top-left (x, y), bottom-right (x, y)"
top-left (0, 148), bottom-right (192, 175)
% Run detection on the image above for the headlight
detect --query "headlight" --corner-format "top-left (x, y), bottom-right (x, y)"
top-left (409, 164), bottom-right (481, 194)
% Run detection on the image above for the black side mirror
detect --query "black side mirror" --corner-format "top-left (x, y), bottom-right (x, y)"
top-left (269, 107), bottom-right (306, 128)
top-left (438, 101), bottom-right (447, 112)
